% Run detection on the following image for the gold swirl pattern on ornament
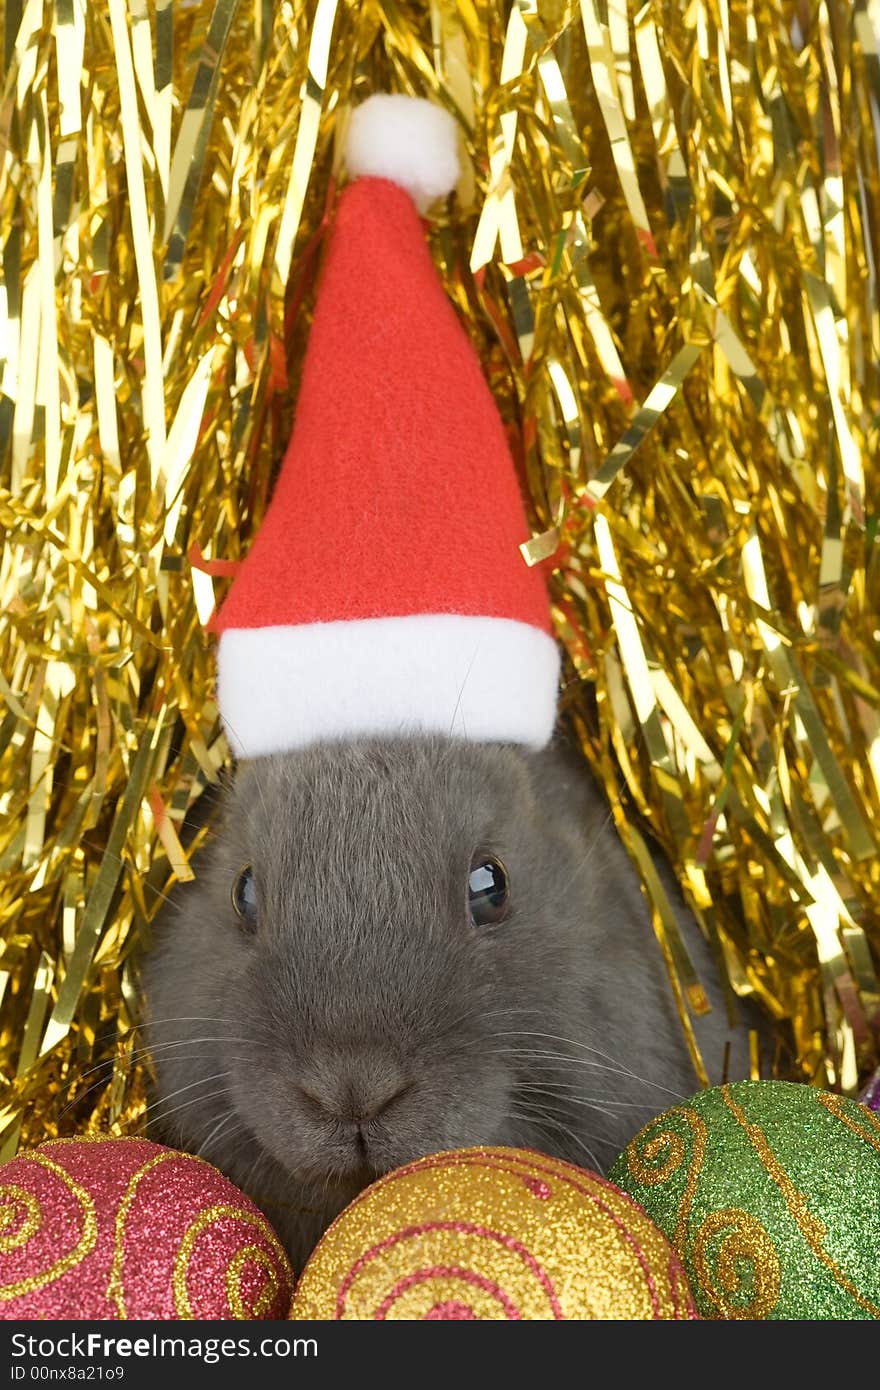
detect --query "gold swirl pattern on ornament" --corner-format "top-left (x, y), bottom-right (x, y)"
top-left (0, 1154), bottom-right (97, 1301)
top-left (106, 1149), bottom-right (179, 1317)
top-left (331, 1218), bottom-right (562, 1320)
top-left (0, 1187), bottom-right (41, 1254)
top-left (722, 1086), bottom-right (880, 1318)
top-left (626, 1126), bottom-right (685, 1185)
top-left (226, 1245), bottom-right (278, 1320)
top-left (625, 1106), bottom-right (707, 1251)
top-left (172, 1203), bottom-right (289, 1320)
top-left (815, 1092), bottom-right (880, 1156)
top-left (691, 1208), bottom-right (781, 1320)
top-left (40, 1135), bottom-right (125, 1147)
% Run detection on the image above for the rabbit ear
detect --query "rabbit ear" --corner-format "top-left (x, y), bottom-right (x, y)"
top-left (344, 93), bottom-right (459, 213)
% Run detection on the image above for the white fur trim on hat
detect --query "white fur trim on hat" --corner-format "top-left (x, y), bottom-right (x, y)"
top-left (345, 94), bottom-right (459, 212)
top-left (217, 614), bottom-right (560, 760)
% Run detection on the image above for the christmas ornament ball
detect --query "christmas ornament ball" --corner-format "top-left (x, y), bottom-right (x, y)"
top-left (290, 1146), bottom-right (696, 1319)
top-left (609, 1080), bottom-right (880, 1320)
top-left (0, 1136), bottom-right (292, 1318)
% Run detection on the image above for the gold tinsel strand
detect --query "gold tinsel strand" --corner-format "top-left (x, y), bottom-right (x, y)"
top-left (1, 0), bottom-right (879, 1151)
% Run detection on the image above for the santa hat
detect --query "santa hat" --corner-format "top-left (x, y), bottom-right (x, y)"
top-left (214, 94), bottom-right (560, 760)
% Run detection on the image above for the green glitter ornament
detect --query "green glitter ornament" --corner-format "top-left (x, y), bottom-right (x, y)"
top-left (609, 1080), bottom-right (880, 1319)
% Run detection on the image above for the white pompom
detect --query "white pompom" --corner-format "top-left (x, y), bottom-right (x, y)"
top-left (344, 94), bottom-right (459, 211)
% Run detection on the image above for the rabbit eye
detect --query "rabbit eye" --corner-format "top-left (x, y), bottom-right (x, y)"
top-left (231, 864), bottom-right (257, 930)
top-left (468, 854), bottom-right (510, 927)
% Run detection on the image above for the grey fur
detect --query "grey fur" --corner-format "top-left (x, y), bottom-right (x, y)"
top-left (143, 735), bottom-right (755, 1269)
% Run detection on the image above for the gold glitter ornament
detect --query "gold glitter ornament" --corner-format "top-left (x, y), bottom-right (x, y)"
top-left (290, 1146), bottom-right (697, 1319)
top-left (609, 1080), bottom-right (880, 1320)
top-left (2, 0), bottom-right (880, 1156)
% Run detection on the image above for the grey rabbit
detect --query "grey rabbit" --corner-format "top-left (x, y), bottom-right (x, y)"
top-left (143, 732), bottom-right (755, 1271)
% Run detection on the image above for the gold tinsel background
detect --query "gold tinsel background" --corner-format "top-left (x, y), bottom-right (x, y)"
top-left (1, 0), bottom-right (879, 1156)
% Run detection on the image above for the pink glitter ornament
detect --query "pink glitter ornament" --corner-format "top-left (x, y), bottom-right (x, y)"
top-left (0, 1137), bottom-right (292, 1319)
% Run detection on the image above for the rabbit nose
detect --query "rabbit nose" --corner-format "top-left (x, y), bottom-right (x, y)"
top-left (297, 1079), bottom-right (412, 1125)
top-left (295, 1053), bottom-right (413, 1126)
